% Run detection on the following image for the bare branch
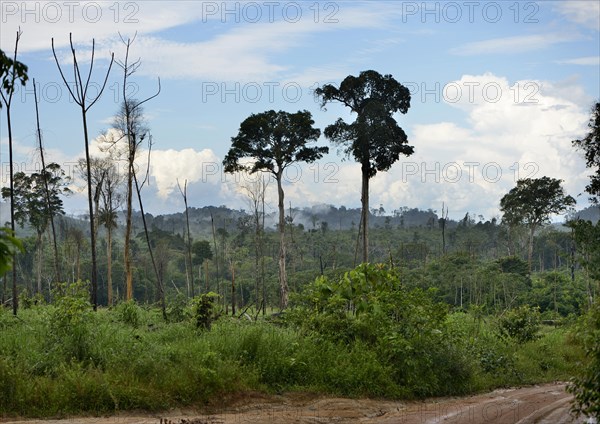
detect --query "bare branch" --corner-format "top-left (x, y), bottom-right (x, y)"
top-left (136, 77), bottom-right (161, 109)
top-left (85, 50), bottom-right (115, 111)
top-left (51, 37), bottom-right (80, 105)
top-left (84, 38), bottom-right (95, 94)
top-left (70, 33), bottom-right (85, 103)
top-left (139, 133), bottom-right (153, 188)
top-left (177, 178), bottom-right (188, 198)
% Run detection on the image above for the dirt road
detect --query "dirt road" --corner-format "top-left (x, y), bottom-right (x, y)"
top-left (2, 383), bottom-right (593, 424)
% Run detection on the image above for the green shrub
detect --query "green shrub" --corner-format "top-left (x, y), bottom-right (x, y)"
top-left (189, 292), bottom-right (219, 329)
top-left (288, 263), bottom-right (472, 397)
top-left (568, 302), bottom-right (600, 419)
top-left (115, 300), bottom-right (141, 328)
top-left (44, 281), bottom-right (94, 364)
top-left (0, 357), bottom-right (18, 410)
top-left (19, 289), bottom-right (45, 309)
top-left (499, 305), bottom-right (541, 343)
top-left (166, 292), bottom-right (189, 322)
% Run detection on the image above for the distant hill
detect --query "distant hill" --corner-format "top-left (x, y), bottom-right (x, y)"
top-left (122, 204), bottom-right (457, 239)
top-left (569, 205), bottom-right (600, 224)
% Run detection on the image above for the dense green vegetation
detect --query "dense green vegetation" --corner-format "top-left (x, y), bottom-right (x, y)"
top-left (0, 271), bottom-right (587, 417)
top-left (1, 41), bottom-right (599, 418)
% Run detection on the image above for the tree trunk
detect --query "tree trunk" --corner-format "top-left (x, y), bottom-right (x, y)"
top-left (183, 187), bottom-right (194, 297)
top-left (134, 172), bottom-right (166, 320)
top-left (81, 108), bottom-right (99, 310)
top-left (231, 262), bottom-right (236, 315)
top-left (107, 224), bottom-right (113, 306)
top-left (276, 172), bottom-right (288, 309)
top-left (528, 225), bottom-right (535, 272)
top-left (204, 260), bottom-right (209, 293)
top-left (76, 246), bottom-right (81, 281)
top-left (254, 212), bottom-right (260, 309)
top-left (183, 247), bottom-right (191, 297)
top-left (261, 182), bottom-right (266, 315)
top-left (36, 232), bottom-right (43, 295)
top-left (361, 165), bottom-right (369, 263)
top-left (7, 106), bottom-right (18, 315)
top-left (125, 162), bottom-right (134, 300)
top-left (210, 213), bottom-right (219, 295)
top-left (33, 80), bottom-right (61, 284)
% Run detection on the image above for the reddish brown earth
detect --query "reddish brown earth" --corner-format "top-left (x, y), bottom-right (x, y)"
top-left (1, 382), bottom-right (592, 424)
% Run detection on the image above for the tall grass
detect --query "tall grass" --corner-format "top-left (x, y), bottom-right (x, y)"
top-left (0, 300), bottom-right (586, 418)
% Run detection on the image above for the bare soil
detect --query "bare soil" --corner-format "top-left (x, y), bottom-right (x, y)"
top-left (1, 382), bottom-right (592, 424)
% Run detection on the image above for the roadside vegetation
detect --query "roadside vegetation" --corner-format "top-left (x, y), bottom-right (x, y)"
top-left (0, 265), bottom-right (589, 418)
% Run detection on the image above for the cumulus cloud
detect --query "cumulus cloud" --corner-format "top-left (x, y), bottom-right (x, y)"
top-left (127, 73), bottom-right (592, 219)
top-left (149, 147), bottom-right (221, 198)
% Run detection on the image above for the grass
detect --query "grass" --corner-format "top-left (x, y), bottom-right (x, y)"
top-left (0, 302), bottom-right (587, 418)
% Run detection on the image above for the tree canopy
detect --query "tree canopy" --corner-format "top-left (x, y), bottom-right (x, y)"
top-left (500, 177), bottom-right (575, 270)
top-left (573, 102), bottom-right (600, 203)
top-left (500, 177), bottom-right (576, 228)
top-left (1, 163), bottom-right (71, 235)
top-left (0, 47), bottom-right (28, 105)
top-left (315, 69), bottom-right (412, 177)
top-left (223, 109), bottom-right (326, 175)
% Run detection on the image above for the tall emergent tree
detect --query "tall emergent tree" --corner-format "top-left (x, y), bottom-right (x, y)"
top-left (500, 176), bottom-right (575, 271)
top-left (52, 34), bottom-right (114, 310)
top-left (223, 110), bottom-right (326, 308)
top-left (315, 70), bottom-right (413, 262)
top-left (1, 31), bottom-right (28, 315)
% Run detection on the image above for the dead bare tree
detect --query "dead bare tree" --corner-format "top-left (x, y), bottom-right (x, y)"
top-left (440, 202), bottom-right (449, 255)
top-left (88, 153), bottom-right (124, 306)
top-left (240, 174), bottom-right (269, 313)
top-left (52, 34), bottom-right (114, 310)
top-left (112, 33), bottom-right (160, 302)
top-left (133, 136), bottom-right (166, 320)
top-left (177, 179), bottom-right (195, 297)
top-left (32, 79), bottom-right (61, 284)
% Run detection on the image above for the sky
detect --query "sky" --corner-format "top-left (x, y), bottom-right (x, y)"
top-left (1, 0), bottom-right (599, 223)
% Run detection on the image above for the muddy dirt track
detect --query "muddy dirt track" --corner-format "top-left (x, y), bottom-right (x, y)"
top-left (1, 383), bottom-right (593, 424)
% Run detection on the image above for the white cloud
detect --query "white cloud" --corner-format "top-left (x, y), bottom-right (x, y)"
top-left (133, 73), bottom-right (592, 219)
top-left (149, 147), bottom-right (221, 198)
top-left (5, 2), bottom-right (400, 83)
top-left (555, 1), bottom-right (600, 31)
top-left (450, 33), bottom-right (581, 56)
top-left (558, 56), bottom-right (600, 66)
top-left (0, 1), bottom-right (219, 52)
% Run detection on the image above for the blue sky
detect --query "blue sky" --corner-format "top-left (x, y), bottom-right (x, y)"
top-left (1, 0), bottom-right (599, 222)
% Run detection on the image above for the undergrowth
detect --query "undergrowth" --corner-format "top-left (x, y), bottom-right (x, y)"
top-left (0, 274), bottom-right (587, 418)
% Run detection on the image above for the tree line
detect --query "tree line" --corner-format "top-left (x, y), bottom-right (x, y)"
top-left (1, 30), bottom-right (599, 321)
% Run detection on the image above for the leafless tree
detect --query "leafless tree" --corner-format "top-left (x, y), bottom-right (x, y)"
top-left (240, 174), bottom-right (269, 314)
top-left (111, 34), bottom-right (160, 303)
top-left (177, 179), bottom-right (195, 297)
top-left (52, 33), bottom-right (114, 310)
top-left (32, 79), bottom-right (62, 284)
